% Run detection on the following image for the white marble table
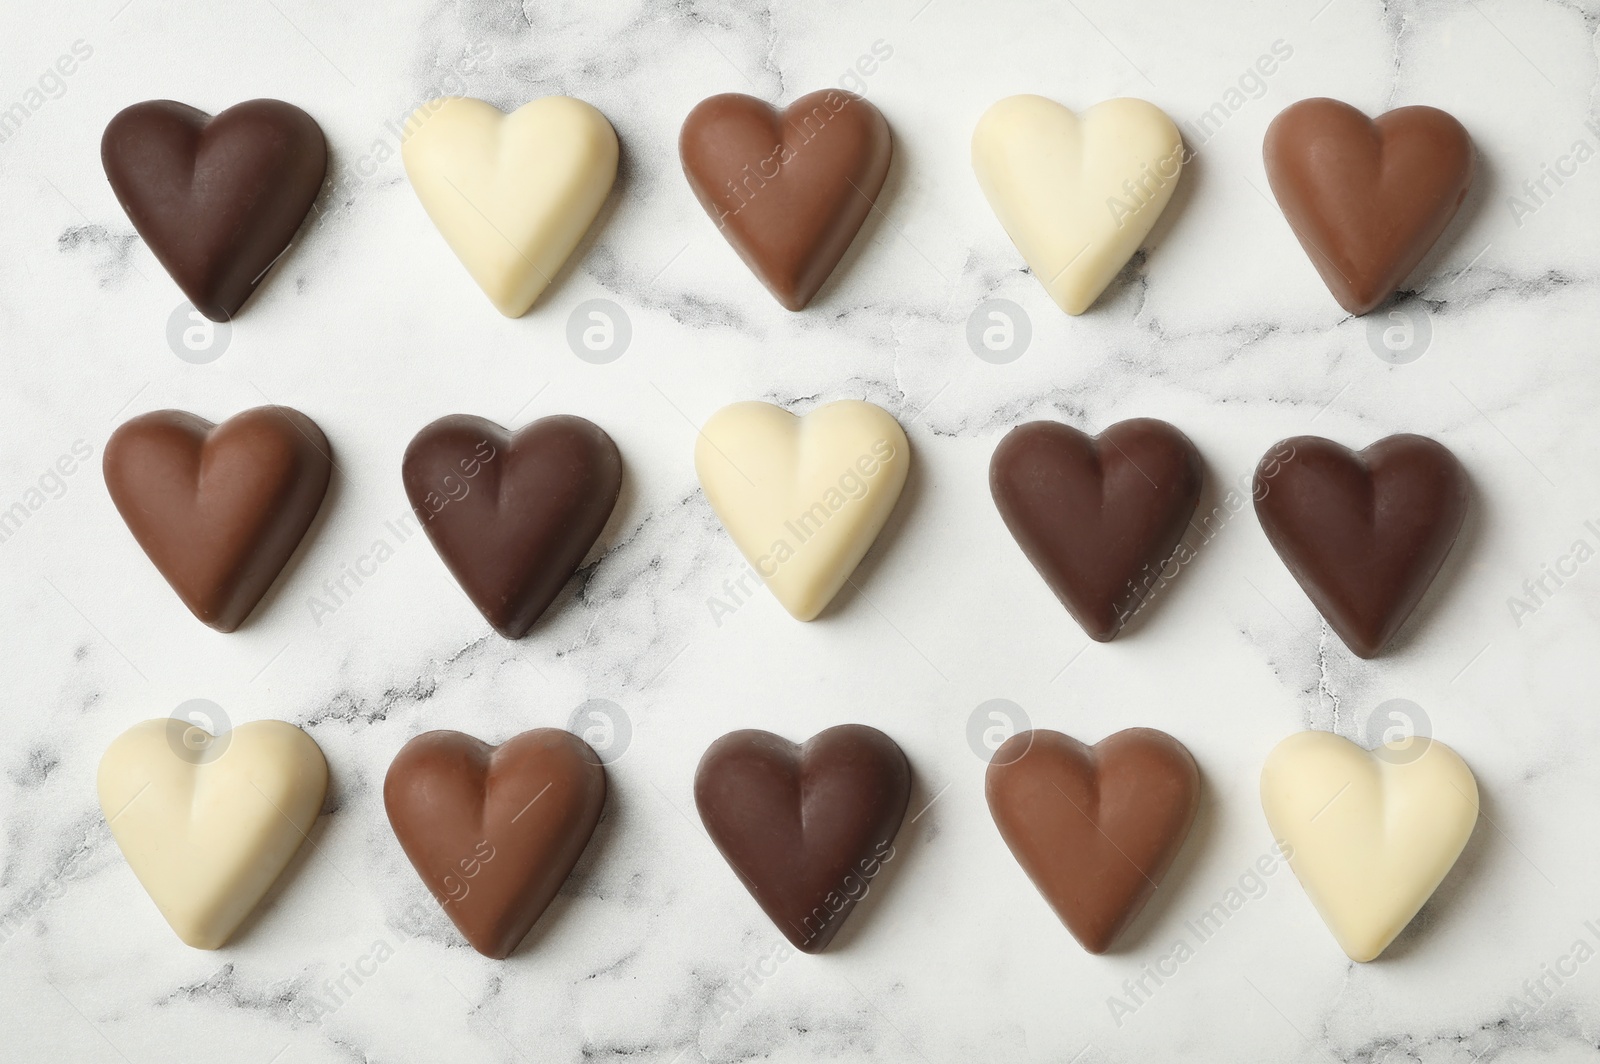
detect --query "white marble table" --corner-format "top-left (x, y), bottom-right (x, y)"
top-left (2, 0), bottom-right (1598, 1061)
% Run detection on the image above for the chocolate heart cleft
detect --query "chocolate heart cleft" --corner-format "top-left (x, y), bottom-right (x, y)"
top-left (1263, 97), bottom-right (1474, 315)
top-left (102, 99), bottom-right (328, 321)
top-left (695, 724), bottom-right (911, 953)
top-left (1253, 434), bottom-right (1469, 658)
top-left (990, 419), bottom-right (1203, 641)
top-left (103, 406), bottom-right (333, 632)
top-left (402, 414), bottom-right (622, 639)
top-left (680, 89), bottom-right (891, 310)
top-left (384, 728), bottom-right (606, 959)
top-left (986, 727), bottom-right (1200, 954)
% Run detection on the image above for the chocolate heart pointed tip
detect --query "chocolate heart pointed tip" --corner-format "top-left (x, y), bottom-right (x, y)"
top-left (104, 406), bottom-right (332, 632)
top-left (102, 99), bottom-right (327, 321)
top-left (402, 414), bottom-right (622, 639)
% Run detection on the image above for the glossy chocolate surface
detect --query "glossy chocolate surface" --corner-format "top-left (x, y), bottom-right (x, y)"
top-left (103, 406), bottom-right (332, 632)
top-left (680, 89), bottom-right (891, 310)
top-left (384, 728), bottom-right (606, 959)
top-left (991, 419), bottom-right (1203, 641)
top-left (694, 724), bottom-right (910, 953)
top-left (102, 99), bottom-right (327, 321)
top-left (1263, 98), bottom-right (1473, 315)
top-left (987, 727), bottom-right (1200, 954)
top-left (402, 414), bottom-right (622, 639)
top-left (1253, 434), bottom-right (1469, 658)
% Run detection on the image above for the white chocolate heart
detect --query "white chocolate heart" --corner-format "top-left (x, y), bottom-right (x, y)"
top-left (402, 96), bottom-right (618, 317)
top-left (1260, 731), bottom-right (1478, 962)
top-left (972, 95), bottom-right (1184, 315)
top-left (695, 400), bottom-right (909, 621)
top-left (98, 719), bottom-right (328, 949)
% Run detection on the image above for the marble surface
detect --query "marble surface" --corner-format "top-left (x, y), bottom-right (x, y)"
top-left (2, 0), bottom-right (1600, 1061)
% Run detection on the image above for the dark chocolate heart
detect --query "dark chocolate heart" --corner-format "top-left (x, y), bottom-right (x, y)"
top-left (102, 99), bottom-right (327, 321)
top-left (401, 414), bottom-right (622, 639)
top-left (990, 419), bottom-right (1203, 641)
top-left (1253, 434), bottom-right (1468, 658)
top-left (103, 406), bottom-right (332, 632)
top-left (384, 728), bottom-right (606, 959)
top-left (986, 728), bottom-right (1199, 954)
top-left (1263, 98), bottom-right (1474, 315)
top-left (694, 725), bottom-right (910, 953)
top-left (680, 89), bottom-right (891, 310)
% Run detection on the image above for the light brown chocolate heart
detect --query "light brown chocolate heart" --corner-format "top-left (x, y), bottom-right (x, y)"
top-left (680, 89), bottom-right (891, 310)
top-left (384, 728), bottom-right (606, 959)
top-left (986, 728), bottom-right (1199, 954)
top-left (103, 406), bottom-right (332, 632)
top-left (1263, 97), bottom-right (1473, 315)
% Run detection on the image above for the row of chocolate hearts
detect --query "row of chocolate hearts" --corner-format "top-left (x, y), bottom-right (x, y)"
top-left (105, 404), bottom-right (1468, 659)
top-left (98, 718), bottom-right (1478, 964)
top-left (101, 92), bottom-right (1472, 322)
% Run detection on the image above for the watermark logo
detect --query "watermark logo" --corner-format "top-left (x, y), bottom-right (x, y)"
top-left (0, 438), bottom-right (93, 548)
top-left (0, 39), bottom-right (93, 147)
top-left (1360, 698), bottom-right (1431, 765)
top-left (1106, 841), bottom-right (1294, 1026)
top-left (166, 302), bottom-right (231, 364)
top-left (1365, 303), bottom-right (1431, 365)
top-left (966, 298), bottom-right (1031, 364)
top-left (566, 298), bottom-right (631, 364)
top-left (967, 698), bottom-right (1032, 763)
top-left (165, 698), bottom-right (231, 765)
top-left (567, 698), bottom-right (631, 764)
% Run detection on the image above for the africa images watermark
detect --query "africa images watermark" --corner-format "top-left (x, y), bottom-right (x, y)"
top-left (1114, 439), bottom-right (1297, 627)
top-left (294, 898), bottom-right (442, 1022)
top-left (1504, 516), bottom-right (1600, 629)
top-left (306, 437), bottom-right (497, 626)
top-left (1106, 38), bottom-right (1295, 230)
top-left (1505, 118), bottom-right (1600, 229)
top-left (707, 40), bottom-right (893, 229)
top-left (0, 39), bottom-right (94, 147)
top-left (705, 437), bottom-right (899, 626)
top-left (708, 838), bottom-right (896, 1025)
top-left (0, 439), bottom-right (94, 547)
top-left (325, 42), bottom-right (494, 204)
top-left (1106, 840), bottom-right (1296, 1027)
top-left (1505, 916), bottom-right (1600, 1029)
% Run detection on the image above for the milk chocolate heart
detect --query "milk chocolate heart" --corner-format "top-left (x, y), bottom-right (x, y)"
top-left (102, 99), bottom-right (327, 321)
top-left (680, 90), bottom-right (891, 310)
top-left (401, 414), bottom-right (622, 639)
top-left (1263, 98), bottom-right (1473, 315)
top-left (1253, 434), bottom-right (1468, 658)
top-left (694, 725), bottom-right (910, 953)
top-left (986, 728), bottom-right (1199, 954)
top-left (384, 728), bottom-right (605, 959)
top-left (990, 419), bottom-right (1202, 641)
top-left (104, 407), bottom-right (333, 632)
